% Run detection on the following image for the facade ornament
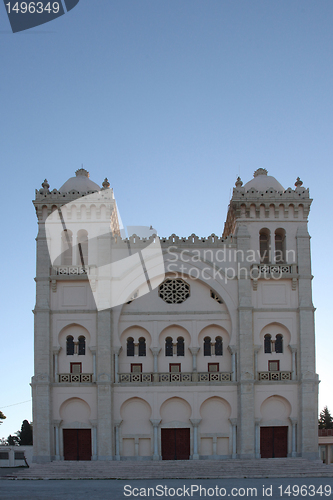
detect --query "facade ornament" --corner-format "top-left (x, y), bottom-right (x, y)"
top-left (102, 178), bottom-right (110, 189)
top-left (295, 177), bottom-right (303, 188)
top-left (235, 176), bottom-right (243, 188)
top-left (253, 168), bottom-right (268, 177)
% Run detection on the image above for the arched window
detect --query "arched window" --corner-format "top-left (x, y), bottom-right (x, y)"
top-left (138, 337), bottom-right (146, 357)
top-left (165, 337), bottom-right (173, 357)
top-left (275, 229), bottom-right (286, 263)
top-left (204, 337), bottom-right (211, 356)
top-left (259, 229), bottom-right (270, 264)
top-left (177, 337), bottom-right (184, 356)
top-left (127, 337), bottom-right (134, 357)
top-left (264, 334), bottom-right (272, 354)
top-left (77, 230), bottom-right (88, 266)
top-left (215, 336), bottom-right (223, 356)
top-left (61, 230), bottom-right (73, 265)
top-left (66, 335), bottom-right (74, 355)
top-left (275, 334), bottom-right (283, 353)
top-left (78, 336), bottom-right (86, 355)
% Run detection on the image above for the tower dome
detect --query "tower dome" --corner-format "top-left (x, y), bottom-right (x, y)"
top-left (243, 168), bottom-right (285, 192)
top-left (59, 168), bottom-right (100, 193)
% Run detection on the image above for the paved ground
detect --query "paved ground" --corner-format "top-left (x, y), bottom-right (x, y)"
top-left (1, 478), bottom-right (333, 500)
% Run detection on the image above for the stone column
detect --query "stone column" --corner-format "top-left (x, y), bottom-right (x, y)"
top-left (189, 347), bottom-right (200, 372)
top-left (255, 419), bottom-right (261, 458)
top-left (150, 419), bottom-right (161, 460)
top-left (32, 209), bottom-right (52, 463)
top-left (229, 418), bottom-right (237, 459)
top-left (253, 346), bottom-right (261, 381)
top-left (113, 346), bottom-right (122, 383)
top-left (150, 348), bottom-right (161, 382)
top-left (236, 224), bottom-right (255, 459)
top-left (90, 419), bottom-right (98, 460)
top-left (228, 346), bottom-right (237, 381)
top-left (296, 225), bottom-right (318, 459)
top-left (289, 345), bottom-right (297, 381)
top-left (114, 420), bottom-right (122, 461)
top-left (89, 347), bottom-right (97, 383)
top-left (53, 348), bottom-right (60, 382)
top-left (190, 419), bottom-right (201, 459)
top-left (53, 420), bottom-right (61, 460)
top-left (96, 309), bottom-right (113, 460)
top-left (290, 418), bottom-right (297, 457)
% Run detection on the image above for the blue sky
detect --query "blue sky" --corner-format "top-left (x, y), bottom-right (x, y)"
top-left (0, 1), bottom-right (333, 437)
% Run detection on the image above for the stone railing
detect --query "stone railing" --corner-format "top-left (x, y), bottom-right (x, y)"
top-left (59, 373), bottom-right (93, 383)
top-left (118, 372), bottom-right (232, 383)
top-left (51, 265), bottom-right (95, 276)
top-left (258, 371), bottom-right (292, 381)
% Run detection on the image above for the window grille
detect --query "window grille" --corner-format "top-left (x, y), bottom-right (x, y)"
top-left (159, 278), bottom-right (190, 304)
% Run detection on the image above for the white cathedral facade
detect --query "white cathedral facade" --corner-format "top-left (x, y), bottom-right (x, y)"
top-left (31, 168), bottom-right (318, 462)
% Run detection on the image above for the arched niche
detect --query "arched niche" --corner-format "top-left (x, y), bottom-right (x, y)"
top-left (120, 397), bottom-right (152, 435)
top-left (260, 395), bottom-right (291, 425)
top-left (200, 396), bottom-right (231, 434)
top-left (197, 325), bottom-right (231, 373)
top-left (158, 325), bottom-right (191, 373)
top-left (160, 397), bottom-right (192, 426)
top-left (59, 398), bottom-right (91, 425)
top-left (257, 322), bottom-right (292, 373)
top-left (57, 323), bottom-right (92, 374)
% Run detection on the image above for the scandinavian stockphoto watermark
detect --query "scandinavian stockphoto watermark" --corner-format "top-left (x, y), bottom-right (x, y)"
top-left (165, 246), bottom-right (296, 284)
top-left (3, 0), bottom-right (80, 33)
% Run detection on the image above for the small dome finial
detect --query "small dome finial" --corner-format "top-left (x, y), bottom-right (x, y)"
top-left (41, 179), bottom-right (50, 193)
top-left (235, 176), bottom-right (243, 188)
top-left (295, 177), bottom-right (303, 188)
top-left (102, 177), bottom-right (110, 189)
top-left (253, 168), bottom-right (268, 177)
top-left (75, 168), bottom-right (89, 178)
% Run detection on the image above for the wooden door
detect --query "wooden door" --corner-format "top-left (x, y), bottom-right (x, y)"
top-left (63, 429), bottom-right (91, 461)
top-left (260, 426), bottom-right (288, 458)
top-left (161, 428), bottom-right (190, 460)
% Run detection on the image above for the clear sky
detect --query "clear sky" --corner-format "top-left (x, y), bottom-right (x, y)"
top-left (0, 1), bottom-right (332, 438)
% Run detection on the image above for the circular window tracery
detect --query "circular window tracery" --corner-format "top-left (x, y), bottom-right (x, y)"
top-left (158, 278), bottom-right (190, 304)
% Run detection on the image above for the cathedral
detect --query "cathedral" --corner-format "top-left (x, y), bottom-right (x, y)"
top-left (31, 168), bottom-right (318, 462)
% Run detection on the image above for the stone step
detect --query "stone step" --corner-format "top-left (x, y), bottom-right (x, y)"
top-left (2, 458), bottom-right (333, 480)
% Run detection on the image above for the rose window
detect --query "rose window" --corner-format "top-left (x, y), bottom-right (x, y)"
top-left (158, 278), bottom-right (190, 304)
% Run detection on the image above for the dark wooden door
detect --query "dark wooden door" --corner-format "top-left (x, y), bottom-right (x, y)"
top-left (63, 429), bottom-right (91, 461)
top-left (260, 426), bottom-right (288, 458)
top-left (161, 428), bottom-right (190, 460)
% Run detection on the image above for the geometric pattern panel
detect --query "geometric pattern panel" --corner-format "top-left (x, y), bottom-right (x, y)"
top-left (158, 278), bottom-right (190, 304)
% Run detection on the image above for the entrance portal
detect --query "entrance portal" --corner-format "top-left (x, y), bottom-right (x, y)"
top-left (161, 428), bottom-right (190, 460)
top-left (260, 426), bottom-right (288, 458)
top-left (63, 429), bottom-right (91, 460)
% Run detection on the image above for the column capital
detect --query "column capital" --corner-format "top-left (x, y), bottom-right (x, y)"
top-left (89, 419), bottom-right (98, 427)
top-left (190, 418), bottom-right (201, 427)
top-left (53, 347), bottom-right (61, 354)
top-left (289, 344), bottom-right (297, 353)
top-left (114, 420), bottom-right (122, 428)
top-left (189, 347), bottom-right (200, 355)
top-left (53, 420), bottom-right (62, 427)
top-left (228, 345), bottom-right (237, 354)
top-left (255, 418), bottom-right (261, 425)
top-left (253, 345), bottom-right (261, 354)
top-left (150, 419), bottom-right (161, 427)
top-left (89, 346), bottom-right (97, 355)
top-left (113, 346), bottom-right (122, 355)
top-left (150, 347), bottom-right (161, 356)
top-left (289, 417), bottom-right (297, 425)
top-left (229, 418), bottom-right (237, 426)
